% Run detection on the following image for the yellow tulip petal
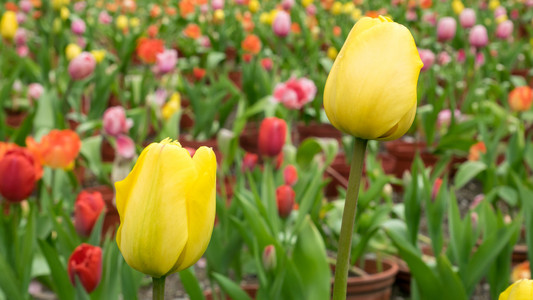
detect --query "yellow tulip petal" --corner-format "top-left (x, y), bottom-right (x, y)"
top-left (378, 103), bottom-right (416, 141)
top-left (116, 142), bottom-right (197, 277)
top-left (324, 17), bottom-right (423, 140)
top-left (502, 280), bottom-right (533, 300)
top-left (172, 146), bottom-right (217, 272)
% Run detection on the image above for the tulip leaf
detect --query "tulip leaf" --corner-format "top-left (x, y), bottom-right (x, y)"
top-left (179, 267), bottom-right (206, 300)
top-left (211, 272), bottom-right (253, 300)
top-left (292, 217), bottom-right (331, 300)
top-left (37, 239), bottom-right (75, 300)
top-left (0, 253), bottom-right (24, 300)
top-left (453, 161), bottom-right (486, 191)
top-left (87, 210), bottom-right (106, 247)
top-left (435, 255), bottom-right (467, 300)
top-left (91, 240), bottom-right (121, 300)
top-left (17, 203), bottom-right (36, 293)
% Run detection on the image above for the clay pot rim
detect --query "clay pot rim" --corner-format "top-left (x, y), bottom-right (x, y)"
top-left (345, 259), bottom-right (399, 284)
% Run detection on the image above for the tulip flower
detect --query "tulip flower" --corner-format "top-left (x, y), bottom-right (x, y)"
top-left (116, 135), bottom-right (135, 159)
top-left (154, 49), bottom-right (178, 74)
top-left (459, 8), bottom-right (476, 28)
top-left (28, 83), bottom-right (44, 100)
top-left (324, 16), bottom-right (423, 141)
top-left (115, 139), bottom-right (216, 281)
top-left (161, 92), bottom-right (181, 120)
top-left (68, 52), bottom-right (96, 80)
top-left (136, 38), bottom-right (165, 64)
top-left (26, 129), bottom-right (81, 169)
top-left (241, 34), bottom-right (262, 55)
top-left (499, 279), bottom-right (533, 300)
top-left (0, 11), bottom-right (18, 40)
top-left (468, 141), bottom-right (486, 161)
top-left (496, 20), bottom-right (513, 39)
top-left (65, 43), bottom-right (82, 61)
top-left (283, 165), bottom-right (298, 186)
top-left (276, 185), bottom-right (295, 218)
top-left (262, 245), bottom-right (277, 271)
top-left (0, 147), bottom-right (41, 202)
top-left (71, 19), bottom-right (86, 35)
top-left (258, 117), bottom-right (287, 157)
top-left (68, 244), bottom-right (102, 293)
top-left (508, 86), bottom-right (533, 112)
top-left (74, 191), bottom-right (105, 237)
top-left (103, 106), bottom-right (133, 137)
top-left (437, 17), bottom-right (456, 42)
top-left (242, 152), bottom-right (258, 171)
top-left (272, 11), bottom-right (291, 37)
top-left (419, 49), bottom-right (435, 71)
top-left (469, 25), bottom-right (489, 48)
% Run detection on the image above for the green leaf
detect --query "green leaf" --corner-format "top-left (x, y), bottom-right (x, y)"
top-left (0, 253), bottom-right (24, 300)
top-left (454, 161), bottom-right (486, 189)
top-left (435, 255), bottom-right (468, 300)
top-left (206, 52), bottom-right (227, 69)
top-left (87, 211), bottom-right (106, 246)
top-left (211, 273), bottom-right (253, 300)
top-left (292, 217), bottom-right (331, 300)
top-left (38, 240), bottom-right (75, 300)
top-left (179, 267), bottom-right (206, 300)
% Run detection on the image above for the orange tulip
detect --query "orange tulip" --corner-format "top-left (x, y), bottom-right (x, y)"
top-left (136, 38), bottom-right (165, 64)
top-left (26, 129), bottom-right (81, 169)
top-left (508, 86), bottom-right (533, 112)
top-left (468, 141), bottom-right (486, 161)
top-left (183, 24), bottom-right (201, 39)
top-left (241, 34), bottom-right (261, 54)
top-left (179, 0), bottom-right (195, 18)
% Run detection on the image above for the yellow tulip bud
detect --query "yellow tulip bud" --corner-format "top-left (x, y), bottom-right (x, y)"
top-left (129, 17), bottom-right (140, 28)
top-left (213, 9), bottom-right (225, 23)
top-left (351, 9), bottom-right (362, 21)
top-left (90, 50), bottom-right (106, 63)
top-left (331, 2), bottom-right (342, 15)
top-left (65, 43), bottom-right (82, 61)
top-left (499, 279), bottom-right (533, 300)
top-left (268, 10), bottom-right (279, 25)
top-left (116, 15), bottom-right (128, 30)
top-left (327, 47), bottom-right (338, 60)
top-left (249, 0), bottom-right (260, 13)
top-left (259, 12), bottom-right (270, 24)
top-left (302, 0), bottom-right (314, 8)
top-left (162, 93), bottom-right (181, 120)
top-left (496, 15), bottom-right (508, 24)
top-left (0, 11), bottom-right (18, 40)
top-left (60, 7), bottom-right (70, 20)
top-left (489, 0), bottom-right (500, 10)
top-left (116, 139), bottom-right (216, 277)
top-left (323, 16), bottom-right (423, 141)
top-left (342, 2), bottom-right (355, 14)
top-left (52, 0), bottom-right (65, 9)
top-left (452, 0), bottom-right (464, 15)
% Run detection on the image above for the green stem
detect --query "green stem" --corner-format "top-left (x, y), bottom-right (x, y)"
top-left (152, 276), bottom-right (166, 300)
top-left (332, 137), bottom-right (368, 300)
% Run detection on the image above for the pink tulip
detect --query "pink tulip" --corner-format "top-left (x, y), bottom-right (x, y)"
top-left (14, 28), bottom-right (27, 46)
top-left (457, 49), bottom-right (466, 63)
top-left (437, 51), bottom-right (451, 65)
top-left (281, 0), bottom-right (295, 10)
top-left (20, 0), bottom-right (32, 13)
top-left (16, 12), bottom-right (26, 24)
top-left (71, 19), bottom-right (86, 35)
top-left (102, 106), bottom-right (133, 137)
top-left (459, 8), bottom-right (476, 28)
top-left (495, 20), bottom-right (513, 39)
top-left (422, 12), bottom-right (437, 26)
top-left (154, 49), bottom-right (178, 74)
top-left (272, 11), bottom-right (291, 38)
top-left (494, 6), bottom-right (506, 19)
top-left (437, 17), bottom-right (457, 42)
top-left (17, 46), bottom-right (29, 57)
top-left (68, 52), bottom-right (96, 80)
top-left (98, 11), bottom-right (112, 25)
top-left (273, 83), bottom-right (299, 109)
top-left (199, 36), bottom-right (212, 48)
top-left (418, 49), bottom-right (435, 71)
top-left (475, 52), bottom-right (485, 67)
top-left (469, 25), bottom-right (488, 48)
top-left (211, 0), bottom-right (224, 10)
top-left (74, 1), bottom-right (87, 12)
top-left (437, 109), bottom-right (461, 128)
top-left (527, 0), bottom-right (533, 7)
top-left (306, 4), bottom-right (317, 16)
top-left (406, 10), bottom-right (418, 21)
top-left (28, 83), bottom-right (44, 100)
top-left (116, 135), bottom-right (135, 159)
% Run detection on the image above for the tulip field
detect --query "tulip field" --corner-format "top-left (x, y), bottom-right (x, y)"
top-left (2, 0), bottom-right (533, 299)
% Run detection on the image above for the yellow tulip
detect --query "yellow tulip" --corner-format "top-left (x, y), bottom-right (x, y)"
top-left (162, 93), bottom-right (181, 120)
top-left (0, 11), bottom-right (18, 40)
top-left (90, 50), bottom-right (106, 63)
top-left (60, 7), bottom-right (70, 20)
top-left (342, 2), bottom-right (355, 14)
top-left (499, 279), bottom-right (533, 300)
top-left (489, 0), bottom-right (500, 10)
top-left (129, 17), bottom-right (140, 28)
top-left (327, 47), bottom-right (338, 60)
top-left (351, 8), bottom-right (362, 21)
top-left (116, 15), bottom-right (128, 30)
top-left (323, 16), bottom-right (423, 141)
top-left (302, 0), bottom-right (314, 8)
top-left (213, 9), bottom-right (225, 23)
top-left (65, 44), bottom-right (82, 61)
top-left (452, 0), bottom-right (464, 14)
top-left (259, 12), bottom-right (270, 24)
top-left (331, 2), bottom-right (342, 15)
top-left (116, 139), bottom-right (217, 277)
top-left (249, 0), bottom-right (260, 13)
top-left (496, 15), bottom-right (508, 24)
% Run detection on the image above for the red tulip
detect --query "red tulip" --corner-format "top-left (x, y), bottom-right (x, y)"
top-left (258, 117), bottom-right (287, 157)
top-left (74, 191), bottom-right (105, 237)
top-left (276, 185), bottom-right (295, 218)
top-left (68, 243), bottom-right (102, 293)
top-left (283, 165), bottom-right (298, 186)
top-left (242, 152), bottom-right (258, 171)
top-left (0, 147), bottom-right (40, 202)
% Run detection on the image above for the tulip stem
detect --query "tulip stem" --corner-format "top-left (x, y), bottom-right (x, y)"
top-left (332, 137), bottom-right (368, 300)
top-left (152, 276), bottom-right (166, 300)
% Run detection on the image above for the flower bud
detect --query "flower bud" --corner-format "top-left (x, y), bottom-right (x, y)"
top-left (419, 49), bottom-right (435, 71)
top-left (212, 0), bottom-right (224, 10)
top-left (71, 19), bottom-right (86, 35)
top-left (459, 8), bottom-right (476, 28)
top-left (14, 28), bottom-right (27, 46)
top-left (20, 0), bottom-right (33, 13)
top-left (324, 16), bottom-right (422, 140)
top-left (469, 25), bottom-right (489, 48)
top-left (154, 49), bottom-right (178, 74)
top-left (98, 11), bottom-right (112, 25)
top-left (437, 17), bottom-right (456, 42)
top-left (65, 43), bottom-right (82, 61)
top-left (276, 185), bottom-right (295, 218)
top-left (262, 245), bottom-right (277, 271)
top-left (272, 11), bottom-right (291, 37)
top-left (68, 244), bottom-right (102, 293)
top-left (261, 57), bottom-right (273, 71)
top-left (258, 117), bottom-right (287, 157)
top-left (28, 83), bottom-right (44, 100)
top-left (499, 279), bottom-right (533, 300)
top-left (0, 148), bottom-right (40, 202)
top-left (496, 20), bottom-right (513, 39)
top-left (74, 191), bottom-right (105, 237)
top-left (68, 52), bottom-right (96, 80)
top-left (1, 11), bottom-right (18, 40)
top-left (103, 106), bottom-right (133, 137)
top-left (508, 86), bottom-right (533, 112)
top-left (283, 165), bottom-right (298, 186)
top-left (242, 152), bottom-right (258, 171)
top-left (116, 135), bottom-right (135, 159)
top-left (281, 0), bottom-right (294, 11)
top-left (431, 178), bottom-right (442, 201)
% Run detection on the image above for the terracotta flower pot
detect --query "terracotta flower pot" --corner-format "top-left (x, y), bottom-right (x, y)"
top-left (239, 123), bottom-right (260, 155)
top-left (101, 138), bottom-right (116, 162)
top-left (179, 135), bottom-right (222, 164)
top-left (296, 122), bottom-right (343, 145)
top-left (332, 259), bottom-right (399, 300)
top-left (385, 141), bottom-right (439, 179)
top-left (5, 109), bottom-right (27, 128)
top-left (204, 283), bottom-right (258, 300)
